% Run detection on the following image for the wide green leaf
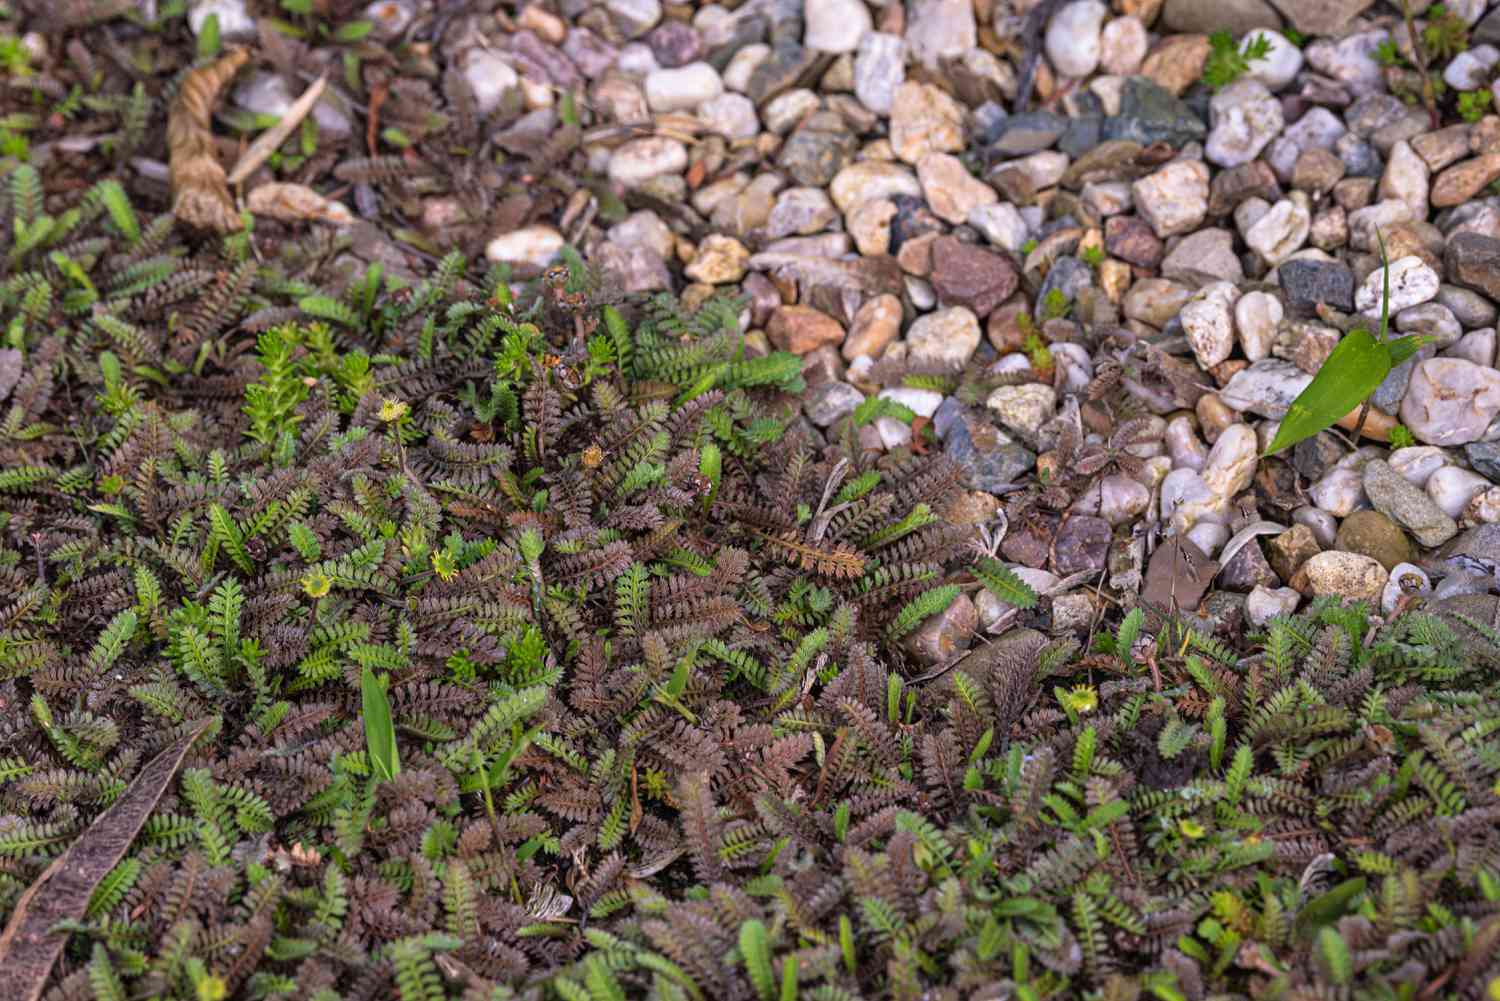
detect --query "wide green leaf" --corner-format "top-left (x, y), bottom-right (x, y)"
top-left (1263, 329), bottom-right (1390, 457)
top-left (360, 666), bottom-right (400, 782)
top-left (1264, 228), bottom-right (1415, 458)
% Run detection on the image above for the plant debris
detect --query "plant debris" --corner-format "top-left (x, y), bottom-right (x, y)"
top-left (0, 720), bottom-right (213, 1001)
top-left (167, 48), bottom-right (249, 233)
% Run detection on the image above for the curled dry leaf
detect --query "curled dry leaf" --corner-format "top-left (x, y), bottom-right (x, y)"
top-left (168, 48), bottom-right (250, 233)
top-left (246, 182), bottom-right (354, 225)
top-left (1216, 520), bottom-right (1287, 570)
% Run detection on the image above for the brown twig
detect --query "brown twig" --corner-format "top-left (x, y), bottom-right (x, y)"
top-left (367, 77), bottom-right (388, 158)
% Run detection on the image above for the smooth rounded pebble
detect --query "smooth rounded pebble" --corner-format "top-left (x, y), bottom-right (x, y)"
top-left (1302, 550), bottom-right (1389, 603)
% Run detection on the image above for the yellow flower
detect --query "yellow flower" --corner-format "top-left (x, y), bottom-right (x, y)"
top-left (378, 398), bottom-right (409, 423)
top-left (431, 549), bottom-right (459, 581)
top-left (1178, 819), bottom-right (1207, 839)
top-left (1059, 684), bottom-right (1098, 715)
top-left (300, 571), bottom-right (332, 598)
top-left (196, 975), bottom-right (228, 1001)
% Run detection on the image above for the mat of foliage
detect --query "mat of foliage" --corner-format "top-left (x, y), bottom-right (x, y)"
top-left (1, 171), bottom-right (1500, 1001)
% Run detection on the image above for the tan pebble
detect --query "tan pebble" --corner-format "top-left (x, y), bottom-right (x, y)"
top-left (1195, 393), bottom-right (1235, 443)
top-left (768, 305), bottom-right (846, 354)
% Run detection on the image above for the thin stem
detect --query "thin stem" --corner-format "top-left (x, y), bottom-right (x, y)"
top-left (1400, 0), bottom-right (1442, 128)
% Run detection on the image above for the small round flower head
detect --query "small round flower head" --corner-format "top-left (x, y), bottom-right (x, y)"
top-left (300, 571), bottom-right (332, 598)
top-left (378, 398), bottom-right (409, 423)
top-left (581, 444), bottom-right (604, 470)
top-left (431, 549), bottom-right (459, 581)
top-left (1058, 684), bottom-right (1098, 715)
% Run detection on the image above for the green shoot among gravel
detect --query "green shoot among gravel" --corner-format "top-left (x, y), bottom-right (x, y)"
top-left (1264, 234), bottom-right (1433, 457)
top-left (1203, 30), bottom-right (1272, 91)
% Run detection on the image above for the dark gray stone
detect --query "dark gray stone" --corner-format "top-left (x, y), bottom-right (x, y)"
top-left (1063, 89), bottom-right (1105, 118)
top-left (972, 101), bottom-right (1009, 145)
top-left (1440, 524), bottom-right (1500, 564)
top-left (888, 195), bottom-right (946, 249)
top-left (1218, 539), bottom-right (1280, 591)
top-left (1363, 458), bottom-right (1458, 548)
top-left (932, 395), bottom-right (967, 440)
top-left (1433, 570), bottom-right (1493, 600)
top-left (707, 14), bottom-right (769, 69)
top-left (944, 414), bottom-right (1037, 492)
top-left (1476, 5), bottom-right (1500, 46)
top-left (1163, 0), bottom-right (1282, 34)
top-left (1101, 78), bottom-right (1206, 148)
top-left (1344, 93), bottom-right (1407, 137)
top-left (1370, 349), bottom-right (1430, 415)
top-left (1447, 232), bottom-right (1500, 302)
top-left (1038, 255), bottom-right (1093, 308)
top-left (1438, 284), bottom-right (1497, 329)
top-left (747, 40), bottom-right (825, 105)
top-left (1268, 0), bottom-right (1374, 36)
top-left (1058, 117), bottom-right (1104, 159)
top-left (1291, 431), bottom-right (1347, 482)
top-left (1465, 441), bottom-right (1500, 482)
top-left (777, 111), bottom-right (857, 186)
top-left (1280, 258), bottom-right (1355, 314)
top-left (1335, 134), bottom-right (1382, 178)
top-left (988, 111), bottom-right (1068, 156)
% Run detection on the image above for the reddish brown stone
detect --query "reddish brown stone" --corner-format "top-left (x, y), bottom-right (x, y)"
top-left (1105, 215), bottom-right (1164, 268)
top-left (929, 236), bottom-right (1020, 317)
top-left (1051, 515), bottom-right (1112, 575)
top-left (1207, 160), bottom-right (1282, 217)
top-left (767, 305), bottom-right (845, 354)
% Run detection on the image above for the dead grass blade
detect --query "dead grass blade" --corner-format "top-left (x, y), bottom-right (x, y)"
top-left (227, 74), bottom-right (327, 186)
top-left (0, 719), bottom-right (216, 1001)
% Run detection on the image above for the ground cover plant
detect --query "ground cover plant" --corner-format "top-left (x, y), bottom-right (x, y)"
top-left (0, 167), bottom-right (1498, 1001)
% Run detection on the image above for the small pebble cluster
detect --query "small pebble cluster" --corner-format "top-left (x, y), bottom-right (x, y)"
top-left (183, 0), bottom-right (1500, 642)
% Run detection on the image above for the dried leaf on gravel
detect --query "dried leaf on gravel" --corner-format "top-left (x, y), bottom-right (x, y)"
top-left (0, 719), bottom-right (215, 1001)
top-left (246, 182), bottom-right (354, 225)
top-left (1142, 535), bottom-right (1219, 614)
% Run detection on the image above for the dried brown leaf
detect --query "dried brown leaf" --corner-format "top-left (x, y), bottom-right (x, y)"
top-left (0, 719), bottom-right (215, 1001)
top-left (246, 182), bottom-right (354, 225)
top-left (168, 50), bottom-right (250, 233)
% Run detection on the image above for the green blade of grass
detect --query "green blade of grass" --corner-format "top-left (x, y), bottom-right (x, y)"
top-left (360, 666), bottom-right (400, 781)
top-left (1263, 328), bottom-right (1391, 456)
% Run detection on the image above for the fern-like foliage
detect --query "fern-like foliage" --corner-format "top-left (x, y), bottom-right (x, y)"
top-left (0, 97), bottom-right (1496, 1001)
